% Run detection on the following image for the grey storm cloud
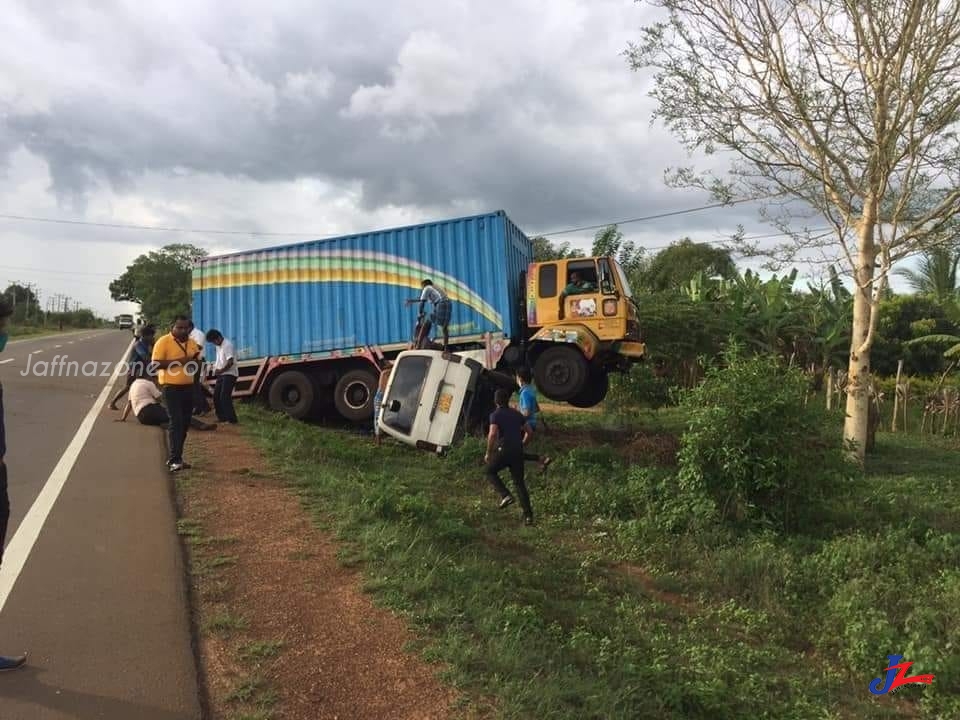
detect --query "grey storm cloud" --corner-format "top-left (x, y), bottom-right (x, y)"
top-left (0, 0), bottom-right (756, 237)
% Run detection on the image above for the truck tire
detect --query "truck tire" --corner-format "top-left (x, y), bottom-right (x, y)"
top-left (267, 371), bottom-right (315, 420)
top-left (533, 346), bottom-right (588, 402)
top-left (567, 369), bottom-right (609, 408)
top-left (334, 369), bottom-right (378, 423)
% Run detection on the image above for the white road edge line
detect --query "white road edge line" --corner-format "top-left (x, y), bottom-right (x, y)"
top-left (0, 339), bottom-right (135, 614)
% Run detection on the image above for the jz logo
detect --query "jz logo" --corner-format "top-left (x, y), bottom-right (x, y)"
top-left (869, 654), bottom-right (935, 695)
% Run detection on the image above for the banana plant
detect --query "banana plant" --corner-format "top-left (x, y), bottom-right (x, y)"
top-left (804, 266), bottom-right (853, 371)
top-left (904, 334), bottom-right (960, 359)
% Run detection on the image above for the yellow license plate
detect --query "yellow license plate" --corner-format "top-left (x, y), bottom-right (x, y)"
top-left (437, 393), bottom-right (453, 414)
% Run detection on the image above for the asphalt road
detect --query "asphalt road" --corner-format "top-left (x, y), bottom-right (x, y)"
top-left (0, 329), bottom-right (201, 720)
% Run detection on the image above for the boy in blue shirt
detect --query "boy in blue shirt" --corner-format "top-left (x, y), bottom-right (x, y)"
top-left (516, 367), bottom-right (551, 474)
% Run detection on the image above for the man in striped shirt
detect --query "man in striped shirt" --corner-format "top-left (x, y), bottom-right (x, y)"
top-left (408, 279), bottom-right (452, 353)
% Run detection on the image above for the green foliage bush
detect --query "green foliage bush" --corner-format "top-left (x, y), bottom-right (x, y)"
top-left (607, 363), bottom-right (674, 410)
top-left (676, 348), bottom-right (853, 531)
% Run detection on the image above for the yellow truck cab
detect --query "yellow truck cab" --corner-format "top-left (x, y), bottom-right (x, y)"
top-left (522, 256), bottom-right (645, 406)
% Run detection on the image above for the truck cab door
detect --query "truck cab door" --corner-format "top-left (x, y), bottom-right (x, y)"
top-left (378, 350), bottom-right (482, 454)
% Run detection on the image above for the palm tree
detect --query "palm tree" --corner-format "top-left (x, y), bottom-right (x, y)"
top-left (894, 246), bottom-right (960, 303)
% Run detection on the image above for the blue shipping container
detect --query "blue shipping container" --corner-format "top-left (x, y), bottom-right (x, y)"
top-left (192, 211), bottom-right (533, 362)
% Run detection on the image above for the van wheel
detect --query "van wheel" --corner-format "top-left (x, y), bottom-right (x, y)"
top-left (334, 369), bottom-right (379, 423)
top-left (533, 346), bottom-right (588, 402)
top-left (567, 369), bottom-right (609, 408)
top-left (267, 371), bottom-right (315, 420)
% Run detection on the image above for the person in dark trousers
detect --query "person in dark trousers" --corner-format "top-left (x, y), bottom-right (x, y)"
top-left (187, 321), bottom-right (211, 415)
top-left (0, 297), bottom-right (28, 671)
top-left (151, 315), bottom-right (202, 472)
top-left (407, 279), bottom-right (452, 352)
top-left (515, 367), bottom-right (552, 474)
top-left (108, 325), bottom-right (156, 410)
top-left (205, 329), bottom-right (239, 424)
top-left (484, 388), bottom-right (535, 526)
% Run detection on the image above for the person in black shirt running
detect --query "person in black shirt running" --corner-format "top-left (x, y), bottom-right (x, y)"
top-left (483, 388), bottom-right (535, 525)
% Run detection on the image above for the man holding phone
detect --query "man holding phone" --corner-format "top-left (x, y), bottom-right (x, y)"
top-left (151, 315), bottom-right (203, 472)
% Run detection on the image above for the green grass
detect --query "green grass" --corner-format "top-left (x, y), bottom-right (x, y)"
top-left (238, 402), bottom-right (959, 720)
top-left (238, 640), bottom-right (284, 665)
top-left (203, 611), bottom-right (249, 636)
top-left (7, 325), bottom-right (101, 339)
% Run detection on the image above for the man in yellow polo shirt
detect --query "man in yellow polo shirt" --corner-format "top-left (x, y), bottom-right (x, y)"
top-left (151, 315), bottom-right (203, 472)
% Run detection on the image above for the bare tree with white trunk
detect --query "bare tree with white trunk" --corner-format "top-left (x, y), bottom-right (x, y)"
top-left (627, 0), bottom-right (960, 462)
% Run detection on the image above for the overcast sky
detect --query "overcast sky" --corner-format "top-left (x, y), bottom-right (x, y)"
top-left (0, 0), bottom-right (850, 319)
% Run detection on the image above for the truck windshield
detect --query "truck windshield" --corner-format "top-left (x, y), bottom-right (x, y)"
top-left (382, 356), bottom-right (432, 436)
top-left (612, 261), bottom-right (633, 298)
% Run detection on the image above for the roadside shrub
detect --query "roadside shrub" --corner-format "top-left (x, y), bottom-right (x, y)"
top-left (607, 363), bottom-right (675, 410)
top-left (677, 347), bottom-right (853, 532)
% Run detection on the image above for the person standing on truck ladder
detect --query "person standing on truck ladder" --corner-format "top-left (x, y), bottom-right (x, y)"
top-left (152, 315), bottom-right (203, 472)
top-left (410, 279), bottom-right (451, 353)
top-left (483, 388), bottom-right (535, 526)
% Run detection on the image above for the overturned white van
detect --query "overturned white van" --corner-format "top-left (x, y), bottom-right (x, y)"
top-left (377, 349), bottom-right (490, 455)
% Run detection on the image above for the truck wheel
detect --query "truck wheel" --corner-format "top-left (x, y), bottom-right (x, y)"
top-left (334, 369), bottom-right (378, 423)
top-left (267, 371), bottom-right (315, 420)
top-left (533, 346), bottom-right (588, 402)
top-left (567, 369), bottom-right (609, 408)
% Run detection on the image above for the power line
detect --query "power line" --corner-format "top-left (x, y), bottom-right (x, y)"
top-left (0, 227), bottom-right (836, 281)
top-left (0, 196), bottom-right (772, 241)
top-left (534, 197), bottom-right (765, 237)
top-left (0, 213), bottom-right (316, 237)
top-left (0, 264), bottom-right (116, 277)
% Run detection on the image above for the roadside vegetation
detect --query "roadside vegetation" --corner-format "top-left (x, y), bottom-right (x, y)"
top-left (239, 342), bottom-right (959, 719)
top-left (227, 231), bottom-right (960, 719)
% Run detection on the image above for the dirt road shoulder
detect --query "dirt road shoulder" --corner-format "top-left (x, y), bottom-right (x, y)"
top-left (175, 424), bottom-right (459, 720)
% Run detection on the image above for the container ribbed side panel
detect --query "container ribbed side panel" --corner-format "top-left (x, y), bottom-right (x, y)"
top-left (192, 211), bottom-right (532, 361)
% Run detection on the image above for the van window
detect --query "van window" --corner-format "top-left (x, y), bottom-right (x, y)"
top-left (382, 356), bottom-right (432, 435)
top-left (538, 264), bottom-right (557, 298)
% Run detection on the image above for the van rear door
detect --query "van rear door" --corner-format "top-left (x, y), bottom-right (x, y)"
top-left (378, 350), bottom-right (481, 454)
